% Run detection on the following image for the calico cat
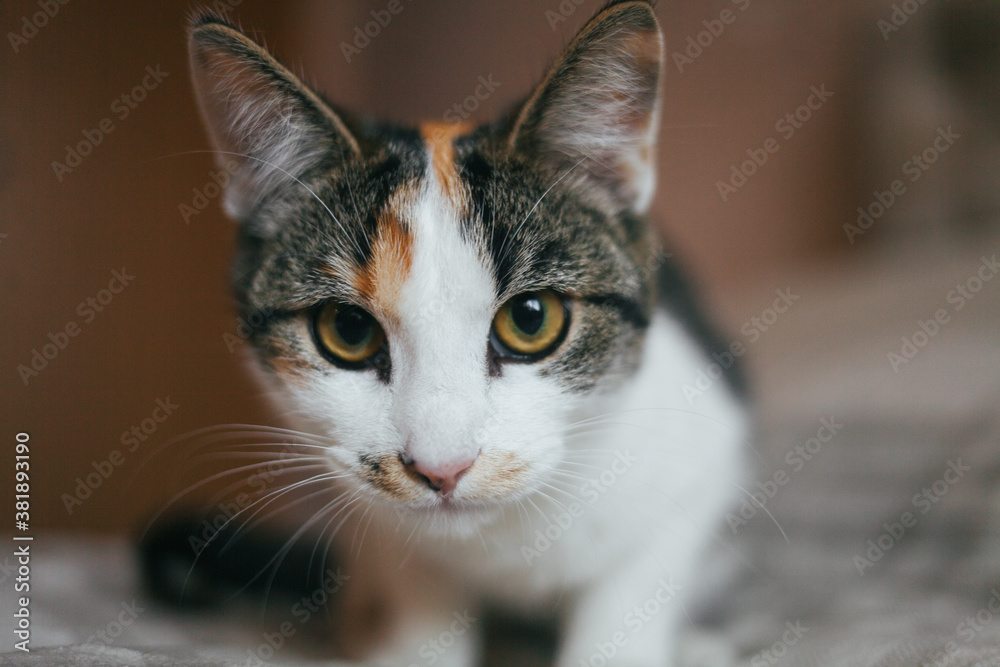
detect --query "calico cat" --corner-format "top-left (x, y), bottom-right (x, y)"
top-left (182, 1), bottom-right (747, 664)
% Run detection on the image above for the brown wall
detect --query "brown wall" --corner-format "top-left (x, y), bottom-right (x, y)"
top-left (2, 0), bottom-right (872, 534)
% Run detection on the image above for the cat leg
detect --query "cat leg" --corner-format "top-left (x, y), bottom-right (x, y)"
top-left (365, 598), bottom-right (482, 667)
top-left (339, 549), bottom-right (481, 667)
top-left (556, 552), bottom-right (687, 667)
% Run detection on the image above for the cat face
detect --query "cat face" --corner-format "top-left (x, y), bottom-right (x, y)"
top-left (188, 1), bottom-right (663, 532)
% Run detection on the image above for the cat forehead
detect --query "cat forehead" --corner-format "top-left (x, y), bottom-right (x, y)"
top-left (330, 123), bottom-right (472, 323)
top-left (267, 120), bottom-right (637, 317)
top-left (348, 122), bottom-right (491, 325)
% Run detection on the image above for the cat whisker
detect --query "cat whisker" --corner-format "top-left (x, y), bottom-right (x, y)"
top-left (178, 482), bottom-right (344, 607)
top-left (128, 423), bottom-right (334, 490)
top-left (185, 463), bottom-right (333, 540)
top-left (495, 154), bottom-right (591, 276)
top-left (155, 149), bottom-right (353, 256)
top-left (563, 458), bottom-right (769, 573)
top-left (138, 457), bottom-right (336, 542)
top-left (219, 471), bottom-right (349, 556)
top-left (304, 489), bottom-right (367, 585)
top-left (202, 440), bottom-right (333, 452)
top-left (237, 492), bottom-right (362, 612)
top-left (186, 453), bottom-right (330, 470)
top-left (562, 406), bottom-right (765, 464)
top-left (352, 499), bottom-right (379, 559)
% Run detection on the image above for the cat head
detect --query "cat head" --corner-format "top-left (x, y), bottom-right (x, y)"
top-left (188, 1), bottom-right (663, 533)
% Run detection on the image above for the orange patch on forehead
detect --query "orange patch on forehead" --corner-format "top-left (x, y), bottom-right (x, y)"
top-left (353, 212), bottom-right (413, 317)
top-left (420, 121), bottom-right (471, 209)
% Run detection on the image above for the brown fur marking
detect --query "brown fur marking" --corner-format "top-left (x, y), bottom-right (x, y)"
top-left (360, 453), bottom-right (424, 502)
top-left (352, 212), bottom-right (413, 318)
top-left (420, 122), bottom-right (471, 210)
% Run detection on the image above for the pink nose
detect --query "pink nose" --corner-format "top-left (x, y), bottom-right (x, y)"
top-left (404, 456), bottom-right (476, 495)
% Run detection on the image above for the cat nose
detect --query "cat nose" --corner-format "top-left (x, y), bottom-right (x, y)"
top-left (403, 456), bottom-right (476, 495)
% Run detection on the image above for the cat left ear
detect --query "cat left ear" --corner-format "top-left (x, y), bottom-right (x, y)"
top-left (187, 15), bottom-right (360, 222)
top-left (509, 0), bottom-right (663, 214)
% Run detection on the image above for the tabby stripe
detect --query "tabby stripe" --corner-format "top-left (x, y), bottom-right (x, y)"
top-left (580, 294), bottom-right (650, 329)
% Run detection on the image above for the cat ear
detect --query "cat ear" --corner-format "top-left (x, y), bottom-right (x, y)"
top-left (509, 0), bottom-right (663, 214)
top-left (187, 15), bottom-right (360, 221)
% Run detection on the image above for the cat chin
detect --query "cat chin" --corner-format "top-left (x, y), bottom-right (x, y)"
top-left (373, 498), bottom-right (506, 538)
top-left (413, 507), bottom-right (504, 539)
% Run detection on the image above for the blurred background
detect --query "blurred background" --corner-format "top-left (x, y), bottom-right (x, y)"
top-left (1, 0), bottom-right (998, 541)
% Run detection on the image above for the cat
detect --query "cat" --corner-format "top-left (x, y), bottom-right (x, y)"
top-left (182, 1), bottom-right (747, 664)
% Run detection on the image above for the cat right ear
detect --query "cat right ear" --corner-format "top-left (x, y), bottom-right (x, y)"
top-left (508, 0), bottom-right (663, 214)
top-left (187, 15), bottom-right (360, 222)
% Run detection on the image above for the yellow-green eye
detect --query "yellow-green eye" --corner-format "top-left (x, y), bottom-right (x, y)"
top-left (492, 291), bottom-right (568, 358)
top-left (313, 302), bottom-right (385, 365)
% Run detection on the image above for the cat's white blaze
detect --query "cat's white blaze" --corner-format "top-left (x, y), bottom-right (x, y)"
top-left (389, 175), bottom-right (494, 470)
top-left (280, 162), bottom-right (574, 520)
top-left (389, 164), bottom-right (571, 499)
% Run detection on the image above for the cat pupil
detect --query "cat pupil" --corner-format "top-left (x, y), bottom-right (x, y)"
top-left (512, 296), bottom-right (545, 335)
top-left (335, 307), bottom-right (371, 346)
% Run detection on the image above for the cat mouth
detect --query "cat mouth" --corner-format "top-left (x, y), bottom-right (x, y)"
top-left (414, 492), bottom-right (513, 521)
top-left (423, 495), bottom-right (481, 513)
top-left (359, 451), bottom-right (530, 507)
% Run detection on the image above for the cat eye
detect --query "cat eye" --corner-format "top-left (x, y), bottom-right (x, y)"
top-left (491, 290), bottom-right (568, 359)
top-left (313, 302), bottom-right (386, 367)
